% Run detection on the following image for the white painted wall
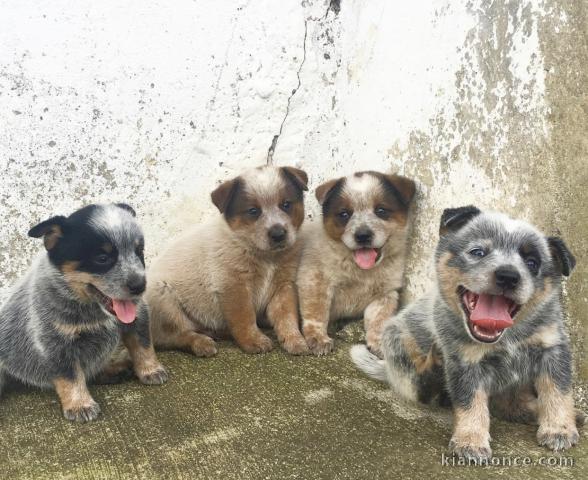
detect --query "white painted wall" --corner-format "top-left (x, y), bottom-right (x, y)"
top-left (0, 0), bottom-right (552, 302)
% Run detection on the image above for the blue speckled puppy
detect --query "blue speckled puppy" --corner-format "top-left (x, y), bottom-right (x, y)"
top-left (0, 203), bottom-right (167, 422)
top-left (352, 206), bottom-right (584, 461)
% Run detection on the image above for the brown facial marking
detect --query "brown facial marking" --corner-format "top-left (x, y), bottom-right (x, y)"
top-left (515, 277), bottom-right (553, 324)
top-left (60, 263), bottom-right (106, 303)
top-left (436, 252), bottom-right (464, 317)
top-left (322, 191), bottom-right (352, 241)
top-left (222, 182), bottom-right (260, 231)
top-left (102, 242), bottom-right (113, 253)
top-left (372, 187), bottom-right (408, 227)
top-left (279, 179), bottom-right (306, 229)
top-left (43, 225), bottom-right (63, 250)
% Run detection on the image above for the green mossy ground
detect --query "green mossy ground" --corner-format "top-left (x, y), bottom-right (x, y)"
top-left (1, 327), bottom-right (585, 479)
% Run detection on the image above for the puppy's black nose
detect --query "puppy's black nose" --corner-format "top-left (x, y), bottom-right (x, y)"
top-left (495, 268), bottom-right (520, 290)
top-left (268, 225), bottom-right (287, 243)
top-left (354, 228), bottom-right (373, 245)
top-left (127, 275), bottom-right (146, 295)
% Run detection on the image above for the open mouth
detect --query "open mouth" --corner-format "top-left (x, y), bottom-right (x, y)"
top-left (352, 248), bottom-right (382, 270)
top-left (459, 287), bottom-right (520, 343)
top-left (88, 285), bottom-right (137, 324)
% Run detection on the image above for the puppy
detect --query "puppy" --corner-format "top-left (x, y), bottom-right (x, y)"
top-left (0, 203), bottom-right (167, 422)
top-left (297, 171), bottom-right (416, 355)
top-left (147, 165), bottom-right (309, 355)
top-left (352, 206), bottom-right (583, 461)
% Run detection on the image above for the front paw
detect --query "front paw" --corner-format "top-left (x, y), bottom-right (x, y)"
top-left (63, 399), bottom-right (101, 423)
top-left (305, 333), bottom-right (334, 355)
top-left (138, 365), bottom-right (169, 385)
top-left (449, 436), bottom-right (492, 463)
top-left (281, 335), bottom-right (309, 355)
top-left (366, 336), bottom-right (383, 358)
top-left (191, 336), bottom-right (218, 357)
top-left (537, 424), bottom-right (579, 451)
top-left (239, 333), bottom-right (273, 354)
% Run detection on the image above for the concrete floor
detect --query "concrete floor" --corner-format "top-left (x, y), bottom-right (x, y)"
top-left (1, 326), bottom-right (586, 480)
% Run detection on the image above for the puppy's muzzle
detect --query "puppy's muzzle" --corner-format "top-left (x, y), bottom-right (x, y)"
top-left (268, 224), bottom-right (288, 246)
top-left (495, 267), bottom-right (520, 291)
top-left (127, 274), bottom-right (146, 296)
top-left (354, 227), bottom-right (374, 246)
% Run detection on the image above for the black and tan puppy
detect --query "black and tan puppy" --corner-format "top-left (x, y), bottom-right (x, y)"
top-left (147, 165), bottom-right (309, 355)
top-left (298, 171), bottom-right (416, 355)
top-left (0, 204), bottom-right (167, 422)
top-left (352, 206), bottom-right (583, 461)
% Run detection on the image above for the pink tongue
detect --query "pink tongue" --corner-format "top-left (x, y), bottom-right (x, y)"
top-left (470, 294), bottom-right (514, 330)
top-left (111, 300), bottom-right (137, 324)
top-left (353, 248), bottom-right (378, 269)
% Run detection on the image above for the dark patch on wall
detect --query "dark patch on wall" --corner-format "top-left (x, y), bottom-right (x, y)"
top-left (330, 0), bottom-right (341, 15)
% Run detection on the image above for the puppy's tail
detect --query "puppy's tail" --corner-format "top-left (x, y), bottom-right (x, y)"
top-left (350, 345), bottom-right (387, 382)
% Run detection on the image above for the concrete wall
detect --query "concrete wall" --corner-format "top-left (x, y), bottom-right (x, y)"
top-left (1, 1), bottom-right (586, 387)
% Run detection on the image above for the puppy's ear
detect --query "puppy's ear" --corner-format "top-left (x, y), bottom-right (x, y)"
top-left (115, 203), bottom-right (136, 217)
top-left (28, 216), bottom-right (68, 250)
top-left (439, 206), bottom-right (481, 236)
top-left (281, 166), bottom-right (308, 192)
top-left (548, 237), bottom-right (576, 277)
top-left (382, 174), bottom-right (416, 207)
top-left (211, 177), bottom-right (241, 214)
top-left (315, 178), bottom-right (343, 205)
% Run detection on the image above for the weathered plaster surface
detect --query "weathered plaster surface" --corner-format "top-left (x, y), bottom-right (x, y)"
top-left (1, 0), bottom-right (586, 391)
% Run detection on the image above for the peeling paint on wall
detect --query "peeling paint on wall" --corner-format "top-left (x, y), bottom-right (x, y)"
top-left (0, 1), bottom-right (586, 388)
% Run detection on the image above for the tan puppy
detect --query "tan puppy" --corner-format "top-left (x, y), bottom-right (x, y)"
top-left (298, 171), bottom-right (416, 356)
top-left (146, 165), bottom-right (309, 355)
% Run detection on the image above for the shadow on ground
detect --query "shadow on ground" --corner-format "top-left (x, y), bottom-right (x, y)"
top-left (1, 327), bottom-right (586, 479)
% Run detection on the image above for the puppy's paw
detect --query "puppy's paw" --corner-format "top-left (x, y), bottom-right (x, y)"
top-left (537, 424), bottom-right (579, 451)
top-left (281, 335), bottom-right (309, 356)
top-left (449, 437), bottom-right (492, 463)
top-left (305, 334), bottom-right (334, 356)
top-left (63, 400), bottom-right (101, 423)
top-left (240, 333), bottom-right (273, 354)
top-left (138, 365), bottom-right (169, 385)
top-left (191, 336), bottom-right (218, 357)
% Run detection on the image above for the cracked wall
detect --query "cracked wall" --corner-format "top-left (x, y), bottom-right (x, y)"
top-left (1, 1), bottom-right (586, 390)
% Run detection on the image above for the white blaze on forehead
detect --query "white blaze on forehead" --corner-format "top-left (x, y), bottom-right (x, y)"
top-left (89, 204), bottom-right (139, 243)
top-left (469, 211), bottom-right (550, 253)
top-left (241, 166), bottom-right (283, 203)
top-left (341, 173), bottom-right (381, 209)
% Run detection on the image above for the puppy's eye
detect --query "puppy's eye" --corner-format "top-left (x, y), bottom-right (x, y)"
top-left (94, 253), bottom-right (111, 265)
top-left (468, 248), bottom-right (486, 258)
top-left (374, 206), bottom-right (389, 219)
top-left (248, 207), bottom-right (261, 217)
top-left (525, 258), bottom-right (539, 272)
top-left (280, 201), bottom-right (291, 212)
top-left (338, 210), bottom-right (351, 221)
